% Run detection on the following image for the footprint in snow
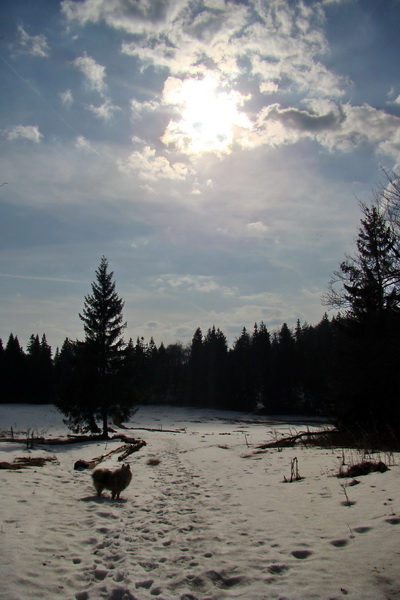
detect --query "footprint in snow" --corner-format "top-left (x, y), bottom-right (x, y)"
top-left (94, 568), bottom-right (108, 580)
top-left (108, 587), bottom-right (137, 600)
top-left (135, 579), bottom-right (154, 589)
top-left (353, 526), bottom-right (372, 533)
top-left (205, 570), bottom-right (245, 588)
top-left (139, 561), bottom-right (159, 571)
top-left (385, 517), bottom-right (400, 525)
top-left (96, 527), bottom-right (110, 534)
top-left (268, 564), bottom-right (289, 574)
top-left (330, 539), bottom-right (349, 548)
top-left (96, 510), bottom-right (119, 519)
top-left (291, 550), bottom-right (313, 559)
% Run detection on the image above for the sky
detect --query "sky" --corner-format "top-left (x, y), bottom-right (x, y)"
top-left (1, 0), bottom-right (400, 353)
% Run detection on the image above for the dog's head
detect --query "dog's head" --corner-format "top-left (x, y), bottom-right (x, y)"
top-left (121, 464), bottom-right (131, 472)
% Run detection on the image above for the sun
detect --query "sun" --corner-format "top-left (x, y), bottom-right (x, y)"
top-left (161, 74), bottom-right (252, 155)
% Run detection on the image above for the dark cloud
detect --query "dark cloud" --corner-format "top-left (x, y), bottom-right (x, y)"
top-left (267, 104), bottom-right (343, 132)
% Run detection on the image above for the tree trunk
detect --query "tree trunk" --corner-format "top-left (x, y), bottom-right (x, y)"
top-left (102, 407), bottom-right (109, 439)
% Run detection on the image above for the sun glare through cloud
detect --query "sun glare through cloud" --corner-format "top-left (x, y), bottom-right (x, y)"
top-left (2, 0), bottom-right (400, 353)
top-left (161, 74), bottom-right (252, 155)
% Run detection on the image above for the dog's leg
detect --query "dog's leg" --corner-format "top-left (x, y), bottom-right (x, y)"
top-left (94, 483), bottom-right (103, 497)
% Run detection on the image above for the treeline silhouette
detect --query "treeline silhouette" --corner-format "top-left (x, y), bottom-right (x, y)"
top-left (1, 315), bottom-right (336, 417)
top-left (1, 333), bottom-right (54, 405)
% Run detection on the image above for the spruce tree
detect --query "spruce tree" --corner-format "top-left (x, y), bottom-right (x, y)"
top-left (188, 327), bottom-right (205, 407)
top-left (55, 257), bottom-right (133, 437)
top-left (324, 205), bottom-right (400, 319)
top-left (4, 334), bottom-right (27, 402)
top-left (26, 334), bottom-right (54, 403)
top-left (324, 205), bottom-right (400, 434)
top-left (230, 327), bottom-right (255, 411)
top-left (275, 323), bottom-right (297, 413)
top-left (203, 326), bottom-right (228, 409)
top-left (251, 321), bottom-right (271, 410)
top-left (80, 256), bottom-right (126, 368)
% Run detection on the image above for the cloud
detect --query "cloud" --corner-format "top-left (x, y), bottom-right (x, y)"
top-left (119, 2), bottom-right (249, 78)
top-left (130, 98), bottom-right (160, 118)
top-left (5, 125), bottom-right (43, 143)
top-left (60, 89), bottom-right (73, 106)
top-left (377, 128), bottom-right (400, 168)
top-left (117, 144), bottom-right (190, 181)
top-left (61, 0), bottom-right (185, 31)
top-left (317, 104), bottom-right (400, 159)
top-left (63, 0), bottom-right (377, 167)
top-left (266, 105), bottom-right (342, 132)
top-left (85, 98), bottom-right (121, 120)
top-left (66, 0), bottom-right (334, 101)
top-left (62, 0), bottom-right (363, 162)
top-left (240, 103), bottom-right (342, 149)
top-left (0, 272), bottom-right (81, 284)
top-left (153, 274), bottom-right (237, 297)
top-left (234, 100), bottom-right (400, 164)
top-left (74, 135), bottom-right (95, 152)
top-left (246, 221), bottom-right (269, 238)
top-left (260, 81), bottom-right (279, 94)
top-left (322, 0), bottom-right (352, 4)
top-left (72, 53), bottom-right (107, 94)
top-left (16, 25), bottom-right (50, 58)
top-left (59, 0), bottom-right (350, 117)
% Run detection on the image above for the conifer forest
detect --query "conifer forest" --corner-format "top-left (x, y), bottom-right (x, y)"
top-left (2, 176), bottom-right (400, 440)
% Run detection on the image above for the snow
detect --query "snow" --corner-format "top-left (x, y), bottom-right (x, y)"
top-left (0, 403), bottom-right (399, 600)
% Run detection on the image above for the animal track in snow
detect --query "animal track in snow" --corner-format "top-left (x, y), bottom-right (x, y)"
top-left (330, 539), bottom-right (349, 547)
top-left (292, 549), bottom-right (313, 559)
top-left (353, 526), bottom-right (372, 533)
top-left (135, 579), bottom-right (154, 589)
top-left (385, 517), bottom-right (400, 525)
top-left (268, 564), bottom-right (290, 574)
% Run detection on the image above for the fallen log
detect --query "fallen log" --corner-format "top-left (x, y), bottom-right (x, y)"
top-left (74, 439), bottom-right (146, 470)
top-left (0, 434), bottom-right (105, 445)
top-left (257, 429), bottom-right (337, 449)
top-left (118, 441), bottom-right (146, 461)
top-left (126, 426), bottom-right (185, 433)
top-left (0, 456), bottom-right (58, 470)
top-left (0, 433), bottom-right (146, 446)
top-left (74, 444), bottom-right (127, 470)
top-left (115, 435), bottom-right (148, 444)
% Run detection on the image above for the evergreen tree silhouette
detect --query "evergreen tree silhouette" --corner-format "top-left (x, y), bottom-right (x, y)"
top-left (325, 205), bottom-right (400, 434)
top-left (55, 257), bottom-right (134, 437)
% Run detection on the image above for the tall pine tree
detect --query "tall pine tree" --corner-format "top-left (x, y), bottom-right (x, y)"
top-left (325, 205), bottom-right (400, 318)
top-left (56, 257), bottom-right (134, 437)
top-left (324, 205), bottom-right (400, 434)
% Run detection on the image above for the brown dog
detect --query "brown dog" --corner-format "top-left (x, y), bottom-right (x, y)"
top-left (92, 464), bottom-right (132, 499)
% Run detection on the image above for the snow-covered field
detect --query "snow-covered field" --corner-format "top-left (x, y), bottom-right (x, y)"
top-left (0, 404), bottom-right (399, 600)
